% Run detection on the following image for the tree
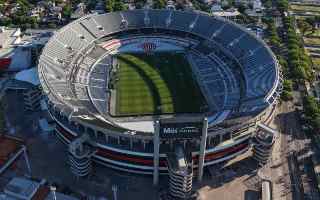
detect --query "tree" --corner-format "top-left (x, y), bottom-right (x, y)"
top-left (267, 20), bottom-right (281, 50)
top-left (306, 16), bottom-right (320, 35)
top-left (0, 17), bottom-right (12, 27)
top-left (303, 96), bottom-right (320, 133)
top-left (281, 80), bottom-right (293, 101)
top-left (270, 37), bottom-right (281, 48)
top-left (283, 79), bottom-right (293, 91)
top-left (304, 96), bottom-right (319, 117)
top-left (278, 56), bottom-right (289, 76)
top-left (277, 0), bottom-right (288, 12)
top-left (153, 0), bottom-right (166, 9)
top-left (135, 0), bottom-right (147, 9)
top-left (87, 0), bottom-right (97, 10)
top-left (237, 4), bottom-right (246, 14)
top-left (288, 49), bottom-right (299, 60)
top-left (106, 0), bottom-right (114, 12)
top-left (292, 64), bottom-right (307, 80)
top-left (264, 0), bottom-right (272, 9)
top-left (113, 0), bottom-right (125, 11)
top-left (312, 115), bottom-right (320, 132)
top-left (48, 23), bottom-right (57, 29)
top-left (297, 19), bottom-right (312, 36)
top-left (281, 90), bottom-right (293, 101)
top-left (62, 4), bottom-right (72, 19)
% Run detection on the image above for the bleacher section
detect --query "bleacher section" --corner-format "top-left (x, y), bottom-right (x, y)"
top-left (57, 28), bottom-right (90, 51)
top-left (167, 11), bottom-right (196, 31)
top-left (188, 52), bottom-right (240, 111)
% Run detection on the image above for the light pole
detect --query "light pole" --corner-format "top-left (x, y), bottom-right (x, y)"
top-left (112, 184), bottom-right (118, 200)
top-left (50, 185), bottom-right (57, 200)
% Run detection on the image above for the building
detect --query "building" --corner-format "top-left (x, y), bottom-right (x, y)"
top-left (28, 6), bottom-right (45, 20)
top-left (38, 10), bottom-right (282, 186)
top-left (253, 0), bottom-right (263, 12)
top-left (245, 0), bottom-right (264, 17)
top-left (166, 0), bottom-right (176, 10)
top-left (167, 145), bottom-right (193, 199)
top-left (252, 123), bottom-right (276, 165)
top-left (10, 68), bottom-right (42, 112)
top-left (235, 0), bottom-right (249, 6)
top-left (0, 177), bottom-right (79, 200)
top-left (0, 134), bottom-right (30, 175)
top-left (0, 27), bottom-right (33, 72)
top-left (211, 6), bottom-right (241, 19)
top-left (68, 134), bottom-right (96, 177)
top-left (211, 3), bottom-right (223, 12)
top-left (71, 3), bottom-right (87, 19)
top-left (0, 27), bottom-right (21, 47)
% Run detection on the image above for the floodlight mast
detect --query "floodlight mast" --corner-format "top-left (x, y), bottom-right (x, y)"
top-left (50, 185), bottom-right (57, 200)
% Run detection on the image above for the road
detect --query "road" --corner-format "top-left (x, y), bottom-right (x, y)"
top-left (277, 97), bottom-right (317, 200)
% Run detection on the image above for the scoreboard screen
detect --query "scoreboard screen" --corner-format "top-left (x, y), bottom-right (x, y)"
top-left (159, 121), bottom-right (203, 139)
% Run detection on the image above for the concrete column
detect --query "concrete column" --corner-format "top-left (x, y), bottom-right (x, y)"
top-left (129, 138), bottom-right (133, 150)
top-left (142, 140), bottom-right (146, 150)
top-left (23, 146), bottom-right (31, 175)
top-left (169, 139), bottom-right (173, 150)
top-left (105, 135), bottom-right (109, 143)
top-left (198, 118), bottom-right (208, 182)
top-left (153, 121), bottom-right (160, 186)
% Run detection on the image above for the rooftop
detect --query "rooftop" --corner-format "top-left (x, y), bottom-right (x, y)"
top-left (15, 67), bottom-right (40, 86)
top-left (2, 177), bottom-right (79, 200)
top-left (2, 46), bottom-right (32, 71)
top-left (0, 135), bottom-right (24, 166)
top-left (0, 27), bottom-right (21, 49)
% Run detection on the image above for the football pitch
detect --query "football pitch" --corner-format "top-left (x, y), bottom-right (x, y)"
top-left (113, 52), bottom-right (207, 116)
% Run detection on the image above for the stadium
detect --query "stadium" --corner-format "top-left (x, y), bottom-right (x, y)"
top-left (38, 9), bottom-right (282, 184)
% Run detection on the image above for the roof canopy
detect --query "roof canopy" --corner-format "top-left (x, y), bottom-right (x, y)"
top-left (15, 67), bottom-right (40, 86)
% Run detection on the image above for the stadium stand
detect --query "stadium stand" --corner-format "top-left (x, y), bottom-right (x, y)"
top-left (40, 9), bottom-right (282, 117)
top-left (38, 9), bottom-right (282, 175)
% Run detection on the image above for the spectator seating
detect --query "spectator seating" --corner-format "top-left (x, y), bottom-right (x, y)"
top-left (38, 9), bottom-right (281, 123)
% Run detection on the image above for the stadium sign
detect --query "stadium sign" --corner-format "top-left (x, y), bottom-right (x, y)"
top-left (138, 42), bottom-right (157, 53)
top-left (159, 121), bottom-right (203, 139)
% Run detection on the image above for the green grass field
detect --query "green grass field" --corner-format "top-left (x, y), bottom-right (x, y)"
top-left (113, 52), bottom-right (206, 116)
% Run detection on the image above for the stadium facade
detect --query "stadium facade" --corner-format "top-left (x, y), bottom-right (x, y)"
top-left (38, 9), bottom-right (282, 184)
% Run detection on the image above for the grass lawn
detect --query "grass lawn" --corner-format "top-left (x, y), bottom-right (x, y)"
top-left (304, 37), bottom-right (320, 46)
top-left (312, 57), bottom-right (320, 70)
top-left (113, 52), bottom-right (206, 116)
top-left (304, 29), bottom-right (320, 37)
top-left (290, 4), bottom-right (320, 13)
